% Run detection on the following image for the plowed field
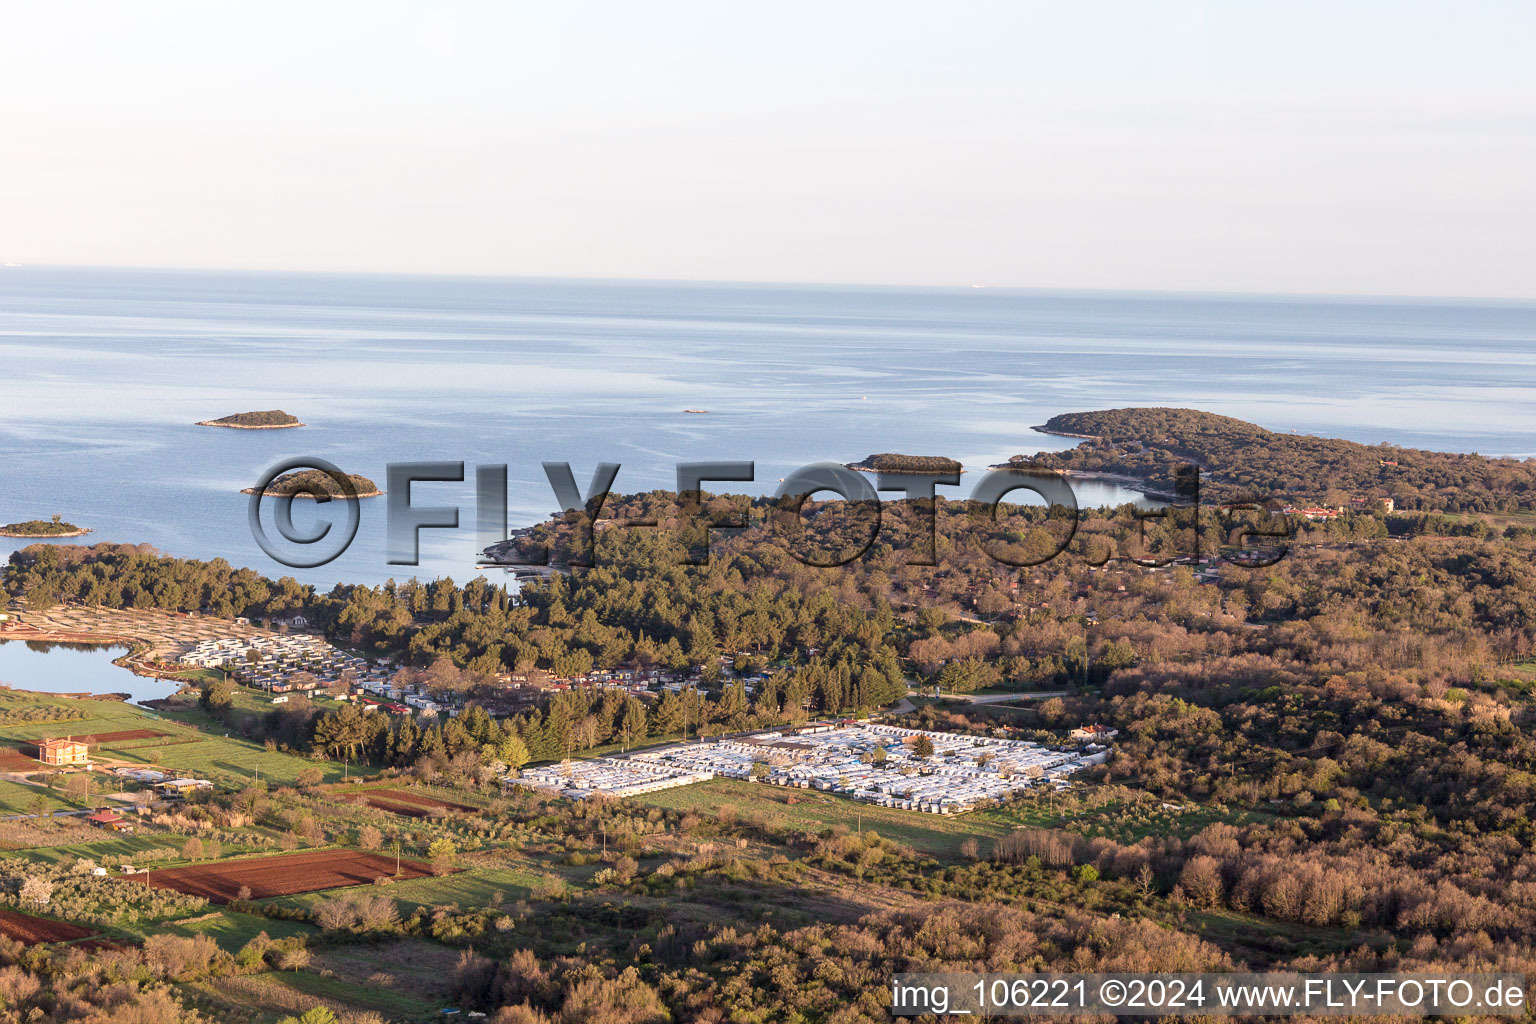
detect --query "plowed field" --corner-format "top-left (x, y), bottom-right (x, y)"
top-left (352, 788), bottom-right (476, 817)
top-left (0, 908), bottom-right (98, 944)
top-left (126, 850), bottom-right (436, 902)
top-left (79, 729), bottom-right (167, 743)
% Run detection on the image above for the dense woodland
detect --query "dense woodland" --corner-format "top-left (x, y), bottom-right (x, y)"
top-left (1021, 407), bottom-right (1536, 513)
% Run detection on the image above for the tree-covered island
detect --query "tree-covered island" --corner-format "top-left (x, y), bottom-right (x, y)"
top-left (241, 470), bottom-right (382, 498)
top-left (847, 453), bottom-right (964, 475)
top-left (0, 515), bottom-right (90, 538)
top-left (196, 409), bottom-right (304, 429)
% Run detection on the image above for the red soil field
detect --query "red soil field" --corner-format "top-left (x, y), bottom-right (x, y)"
top-left (0, 747), bottom-right (38, 771)
top-left (354, 788), bottom-right (476, 817)
top-left (78, 729), bottom-right (168, 743)
top-left (0, 908), bottom-right (98, 944)
top-left (127, 850), bottom-right (437, 902)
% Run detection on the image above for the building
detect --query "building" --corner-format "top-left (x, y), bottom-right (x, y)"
top-left (156, 778), bottom-right (213, 796)
top-left (85, 809), bottom-right (129, 831)
top-left (112, 767), bottom-right (166, 783)
top-left (37, 737), bottom-right (88, 766)
top-left (1069, 724), bottom-right (1119, 742)
top-left (1349, 495), bottom-right (1395, 513)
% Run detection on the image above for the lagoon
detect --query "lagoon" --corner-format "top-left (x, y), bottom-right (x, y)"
top-left (0, 640), bottom-right (180, 707)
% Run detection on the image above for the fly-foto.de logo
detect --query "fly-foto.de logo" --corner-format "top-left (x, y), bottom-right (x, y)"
top-left (247, 457), bottom-right (1288, 571)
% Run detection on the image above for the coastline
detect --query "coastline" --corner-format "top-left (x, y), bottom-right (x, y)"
top-left (196, 420), bottom-right (305, 429)
top-left (1030, 424), bottom-right (1102, 441)
top-left (140, 694), bottom-right (196, 711)
top-left (0, 617), bottom-right (198, 702)
top-left (1056, 469), bottom-right (1179, 503)
top-left (0, 528), bottom-right (91, 538)
top-left (1019, 424), bottom-right (1181, 501)
top-left (987, 462), bottom-right (1179, 503)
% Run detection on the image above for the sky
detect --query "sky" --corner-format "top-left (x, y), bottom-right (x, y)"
top-left (2, 1), bottom-right (1534, 296)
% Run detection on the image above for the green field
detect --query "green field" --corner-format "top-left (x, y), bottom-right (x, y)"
top-left (640, 779), bottom-right (1253, 857)
top-left (17, 832), bottom-right (187, 863)
top-left (166, 667), bottom-right (225, 687)
top-left (186, 967), bottom-right (443, 1021)
top-left (0, 778), bottom-right (76, 815)
top-left (640, 779), bottom-right (1024, 857)
top-left (120, 909), bottom-right (317, 950)
top-left (0, 690), bottom-right (356, 804)
top-left (273, 863), bottom-right (548, 914)
top-left (17, 827), bottom-right (286, 865)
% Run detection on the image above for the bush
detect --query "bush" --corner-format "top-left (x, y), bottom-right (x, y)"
top-left (313, 893), bottom-right (400, 933)
top-left (143, 933), bottom-right (233, 980)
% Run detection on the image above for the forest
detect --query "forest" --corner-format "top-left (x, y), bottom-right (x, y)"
top-left (1020, 407), bottom-right (1536, 513)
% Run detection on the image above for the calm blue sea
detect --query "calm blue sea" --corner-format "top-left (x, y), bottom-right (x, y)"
top-left (2, 266), bottom-right (1534, 588)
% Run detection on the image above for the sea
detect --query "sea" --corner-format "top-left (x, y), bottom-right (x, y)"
top-left (3, 266), bottom-right (1535, 592)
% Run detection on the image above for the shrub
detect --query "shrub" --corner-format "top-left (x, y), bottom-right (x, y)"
top-left (312, 893), bottom-right (400, 934)
top-left (18, 877), bottom-right (51, 907)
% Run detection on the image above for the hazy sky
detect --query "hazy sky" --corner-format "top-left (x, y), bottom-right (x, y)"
top-left (3, 1), bottom-right (1534, 295)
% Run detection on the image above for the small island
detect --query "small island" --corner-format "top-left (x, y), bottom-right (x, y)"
top-left (242, 470), bottom-right (382, 499)
top-left (847, 453), bottom-right (964, 475)
top-left (197, 410), bottom-right (304, 429)
top-left (0, 515), bottom-right (90, 538)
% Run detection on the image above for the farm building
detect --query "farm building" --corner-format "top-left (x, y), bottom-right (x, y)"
top-left (85, 809), bottom-right (129, 831)
top-left (37, 737), bottom-right (88, 766)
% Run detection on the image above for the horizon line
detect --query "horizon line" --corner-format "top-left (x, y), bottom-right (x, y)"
top-left (5, 261), bottom-right (1536, 306)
